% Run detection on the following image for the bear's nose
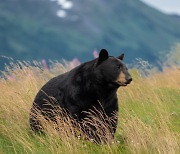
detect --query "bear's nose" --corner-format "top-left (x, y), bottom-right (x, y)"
top-left (126, 78), bottom-right (132, 84)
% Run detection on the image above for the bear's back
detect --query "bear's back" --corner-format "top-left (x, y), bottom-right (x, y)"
top-left (33, 71), bottom-right (70, 109)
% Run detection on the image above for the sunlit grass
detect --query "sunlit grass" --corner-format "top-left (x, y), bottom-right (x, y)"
top-left (0, 61), bottom-right (179, 153)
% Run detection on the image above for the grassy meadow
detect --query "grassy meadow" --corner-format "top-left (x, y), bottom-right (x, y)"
top-left (0, 60), bottom-right (179, 154)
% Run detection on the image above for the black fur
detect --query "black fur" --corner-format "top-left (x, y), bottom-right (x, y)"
top-left (29, 49), bottom-right (132, 141)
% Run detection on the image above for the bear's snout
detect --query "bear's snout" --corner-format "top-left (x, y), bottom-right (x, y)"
top-left (125, 78), bottom-right (132, 84)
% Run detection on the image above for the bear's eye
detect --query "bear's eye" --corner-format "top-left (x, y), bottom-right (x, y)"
top-left (117, 65), bottom-right (121, 69)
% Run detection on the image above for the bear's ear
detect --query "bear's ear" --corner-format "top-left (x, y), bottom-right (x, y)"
top-left (96, 49), bottom-right (109, 66)
top-left (117, 53), bottom-right (124, 60)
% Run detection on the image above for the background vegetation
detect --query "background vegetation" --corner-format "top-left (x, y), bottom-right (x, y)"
top-left (1, 0), bottom-right (180, 69)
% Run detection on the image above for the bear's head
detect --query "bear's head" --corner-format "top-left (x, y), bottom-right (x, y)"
top-left (95, 49), bottom-right (132, 87)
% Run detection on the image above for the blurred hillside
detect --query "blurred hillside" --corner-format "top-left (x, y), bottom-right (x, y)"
top-left (0, 0), bottom-right (180, 69)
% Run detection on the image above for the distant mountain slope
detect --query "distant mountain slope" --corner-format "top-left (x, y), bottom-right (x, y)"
top-left (0, 0), bottom-right (180, 69)
top-left (170, 14), bottom-right (180, 22)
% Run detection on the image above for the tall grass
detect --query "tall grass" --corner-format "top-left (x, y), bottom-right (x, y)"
top-left (0, 61), bottom-right (179, 153)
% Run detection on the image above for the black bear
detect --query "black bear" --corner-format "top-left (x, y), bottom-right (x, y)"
top-left (29, 49), bottom-right (132, 142)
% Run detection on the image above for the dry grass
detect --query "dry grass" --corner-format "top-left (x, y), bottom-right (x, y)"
top-left (0, 61), bottom-right (179, 154)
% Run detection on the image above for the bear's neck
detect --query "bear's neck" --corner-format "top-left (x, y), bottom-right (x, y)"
top-left (94, 82), bottom-right (118, 95)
